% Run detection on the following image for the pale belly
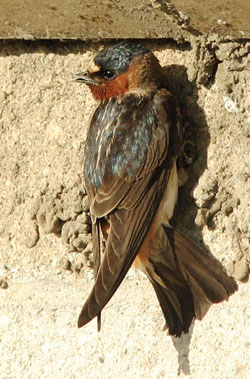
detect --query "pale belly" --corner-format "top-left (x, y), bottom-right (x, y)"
top-left (155, 162), bottom-right (178, 226)
top-left (134, 162), bottom-right (178, 269)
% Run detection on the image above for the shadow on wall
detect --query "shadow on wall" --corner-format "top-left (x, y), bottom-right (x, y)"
top-left (0, 39), bottom-right (93, 58)
top-left (171, 323), bottom-right (194, 375)
top-left (163, 63), bottom-right (209, 375)
top-left (163, 63), bottom-right (210, 241)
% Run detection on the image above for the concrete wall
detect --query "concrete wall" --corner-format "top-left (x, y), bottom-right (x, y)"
top-left (0, 0), bottom-right (249, 40)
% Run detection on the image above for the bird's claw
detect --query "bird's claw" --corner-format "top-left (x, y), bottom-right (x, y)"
top-left (181, 140), bottom-right (196, 166)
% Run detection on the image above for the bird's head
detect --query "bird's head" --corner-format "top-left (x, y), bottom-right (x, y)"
top-left (75, 42), bottom-right (162, 100)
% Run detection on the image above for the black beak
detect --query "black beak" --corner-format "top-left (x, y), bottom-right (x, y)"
top-left (75, 72), bottom-right (98, 85)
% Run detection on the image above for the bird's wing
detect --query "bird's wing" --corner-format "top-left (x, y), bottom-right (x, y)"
top-left (78, 89), bottom-right (183, 327)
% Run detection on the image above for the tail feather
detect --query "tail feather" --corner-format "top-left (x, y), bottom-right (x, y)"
top-left (151, 279), bottom-right (194, 336)
top-left (150, 271), bottom-right (195, 336)
top-left (147, 226), bottom-right (237, 336)
top-left (172, 228), bottom-right (238, 306)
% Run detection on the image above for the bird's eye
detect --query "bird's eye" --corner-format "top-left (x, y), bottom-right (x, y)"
top-left (103, 69), bottom-right (115, 80)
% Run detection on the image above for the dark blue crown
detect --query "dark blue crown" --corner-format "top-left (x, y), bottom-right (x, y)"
top-left (94, 42), bottom-right (150, 74)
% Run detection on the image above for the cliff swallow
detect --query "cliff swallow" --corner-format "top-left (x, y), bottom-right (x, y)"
top-left (75, 42), bottom-right (237, 336)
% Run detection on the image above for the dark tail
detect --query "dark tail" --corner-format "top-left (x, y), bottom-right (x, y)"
top-left (147, 227), bottom-right (237, 337)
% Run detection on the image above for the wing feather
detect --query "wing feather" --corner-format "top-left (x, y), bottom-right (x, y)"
top-left (78, 89), bottom-right (182, 327)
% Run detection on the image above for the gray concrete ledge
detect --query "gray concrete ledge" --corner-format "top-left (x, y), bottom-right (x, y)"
top-left (0, 0), bottom-right (250, 40)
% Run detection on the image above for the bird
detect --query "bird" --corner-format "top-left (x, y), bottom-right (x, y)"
top-left (75, 41), bottom-right (237, 337)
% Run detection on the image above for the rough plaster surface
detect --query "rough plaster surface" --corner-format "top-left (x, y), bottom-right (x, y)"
top-left (0, 0), bottom-right (250, 40)
top-left (0, 37), bottom-right (249, 378)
